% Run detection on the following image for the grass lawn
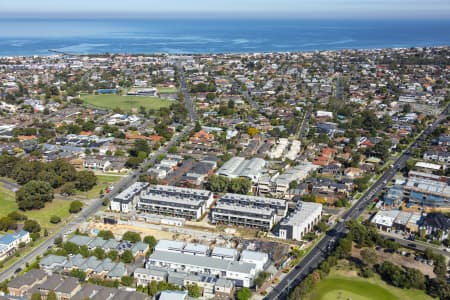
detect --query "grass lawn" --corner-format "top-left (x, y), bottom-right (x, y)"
top-left (76, 175), bottom-right (122, 200)
top-left (309, 270), bottom-right (434, 300)
top-left (23, 199), bottom-right (72, 230)
top-left (0, 183), bottom-right (71, 230)
top-left (157, 87), bottom-right (178, 94)
top-left (81, 94), bottom-right (172, 112)
top-left (0, 183), bottom-right (17, 218)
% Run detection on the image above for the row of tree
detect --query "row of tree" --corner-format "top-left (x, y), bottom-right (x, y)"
top-left (204, 175), bottom-right (252, 195)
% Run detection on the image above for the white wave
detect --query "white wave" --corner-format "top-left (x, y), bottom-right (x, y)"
top-left (232, 38), bottom-right (250, 44)
top-left (54, 43), bottom-right (109, 53)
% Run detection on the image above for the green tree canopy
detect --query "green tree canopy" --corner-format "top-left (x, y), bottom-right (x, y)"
top-left (16, 180), bottom-right (54, 210)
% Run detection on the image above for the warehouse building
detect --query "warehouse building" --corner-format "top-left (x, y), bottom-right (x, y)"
top-left (217, 157), bottom-right (267, 182)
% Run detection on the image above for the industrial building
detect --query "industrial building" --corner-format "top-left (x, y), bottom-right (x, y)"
top-left (277, 202), bottom-right (322, 241)
top-left (217, 157), bottom-right (267, 182)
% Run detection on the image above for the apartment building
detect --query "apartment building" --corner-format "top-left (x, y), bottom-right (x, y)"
top-left (111, 182), bottom-right (149, 213)
top-left (277, 202), bottom-right (322, 241)
top-left (137, 185), bottom-right (214, 221)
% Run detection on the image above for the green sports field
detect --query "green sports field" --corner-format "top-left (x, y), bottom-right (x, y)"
top-left (309, 275), bottom-right (433, 300)
top-left (157, 87), bottom-right (178, 94)
top-left (81, 94), bottom-right (172, 111)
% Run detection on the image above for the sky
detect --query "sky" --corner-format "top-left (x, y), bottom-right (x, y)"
top-left (1, 0), bottom-right (450, 19)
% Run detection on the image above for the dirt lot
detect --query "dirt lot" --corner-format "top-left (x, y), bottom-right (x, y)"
top-left (352, 246), bottom-right (435, 278)
top-left (83, 222), bottom-right (176, 240)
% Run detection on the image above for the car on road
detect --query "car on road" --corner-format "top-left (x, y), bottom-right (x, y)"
top-left (14, 268), bottom-right (22, 274)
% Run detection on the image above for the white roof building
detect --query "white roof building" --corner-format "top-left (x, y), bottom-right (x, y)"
top-left (277, 202), bottom-right (322, 241)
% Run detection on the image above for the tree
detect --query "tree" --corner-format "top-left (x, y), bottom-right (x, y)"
top-left (60, 182), bottom-right (76, 196)
top-left (360, 248), bottom-right (377, 266)
top-left (204, 175), bottom-right (228, 193)
top-left (143, 235), bottom-right (157, 248)
top-left (79, 245), bottom-right (90, 258)
top-left (7, 211), bottom-right (27, 221)
top-left (0, 216), bottom-right (17, 231)
top-left (148, 280), bottom-right (158, 296)
top-left (93, 247), bottom-right (106, 259)
top-left (37, 170), bottom-right (60, 188)
top-left (16, 180), bottom-right (54, 210)
top-left (31, 293), bottom-right (42, 300)
top-left (98, 230), bottom-right (115, 240)
top-left (433, 254), bottom-right (447, 279)
top-left (121, 249), bottom-right (133, 264)
top-left (50, 216), bottom-right (61, 224)
top-left (0, 155), bottom-right (19, 177)
top-left (187, 283), bottom-right (202, 298)
top-left (12, 160), bottom-right (41, 185)
top-left (229, 178), bottom-right (251, 195)
top-left (167, 145), bottom-right (177, 154)
top-left (47, 291), bottom-right (57, 300)
top-left (125, 157), bottom-right (142, 169)
top-left (254, 272), bottom-right (270, 288)
top-left (70, 269), bottom-right (87, 282)
top-left (49, 159), bottom-right (77, 182)
top-left (302, 194), bottom-right (317, 203)
top-left (63, 242), bottom-right (79, 255)
top-left (75, 170), bottom-right (97, 191)
top-left (122, 231), bottom-right (141, 243)
top-left (247, 127), bottom-right (259, 137)
top-left (129, 139), bottom-right (150, 157)
top-left (121, 275), bottom-right (134, 286)
top-left (107, 250), bottom-right (119, 261)
top-left (335, 237), bottom-right (352, 259)
top-left (69, 201), bottom-right (83, 213)
top-left (23, 219), bottom-right (41, 233)
top-left (236, 287), bottom-right (252, 300)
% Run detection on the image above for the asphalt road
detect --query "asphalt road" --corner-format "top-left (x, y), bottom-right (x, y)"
top-left (298, 109), bottom-right (311, 139)
top-left (379, 232), bottom-right (450, 258)
top-left (265, 102), bottom-right (449, 300)
top-left (0, 177), bottom-right (20, 192)
top-left (176, 63), bottom-right (197, 123)
top-left (335, 74), bottom-right (343, 101)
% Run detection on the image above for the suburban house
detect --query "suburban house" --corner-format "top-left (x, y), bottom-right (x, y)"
top-left (0, 230), bottom-right (30, 261)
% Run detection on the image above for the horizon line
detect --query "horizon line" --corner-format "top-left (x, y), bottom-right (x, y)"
top-left (1, 12), bottom-right (450, 21)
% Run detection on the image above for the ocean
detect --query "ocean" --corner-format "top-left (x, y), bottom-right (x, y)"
top-left (0, 18), bottom-right (449, 56)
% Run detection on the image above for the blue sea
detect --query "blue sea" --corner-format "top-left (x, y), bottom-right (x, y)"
top-left (0, 18), bottom-right (449, 56)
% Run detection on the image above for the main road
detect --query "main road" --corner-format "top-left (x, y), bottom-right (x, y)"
top-left (265, 102), bottom-right (449, 300)
top-left (176, 62), bottom-right (197, 123)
